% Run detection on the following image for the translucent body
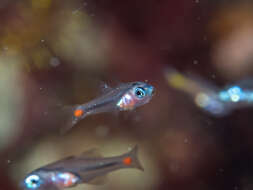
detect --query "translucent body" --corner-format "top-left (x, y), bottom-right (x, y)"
top-left (61, 82), bottom-right (154, 133)
top-left (21, 146), bottom-right (143, 190)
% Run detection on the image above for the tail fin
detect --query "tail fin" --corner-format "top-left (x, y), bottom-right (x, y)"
top-left (121, 145), bottom-right (144, 171)
top-left (164, 67), bottom-right (188, 90)
top-left (60, 105), bottom-right (86, 134)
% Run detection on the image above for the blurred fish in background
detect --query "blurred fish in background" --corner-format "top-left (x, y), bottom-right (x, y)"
top-left (164, 67), bottom-right (227, 116)
top-left (219, 80), bottom-right (253, 108)
top-left (165, 68), bottom-right (253, 116)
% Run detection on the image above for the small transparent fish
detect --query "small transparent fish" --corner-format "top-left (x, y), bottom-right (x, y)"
top-left (164, 68), bottom-right (228, 116)
top-left (21, 145), bottom-right (143, 190)
top-left (61, 81), bottom-right (154, 133)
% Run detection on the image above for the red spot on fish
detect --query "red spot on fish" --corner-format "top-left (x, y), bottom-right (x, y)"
top-left (56, 172), bottom-right (79, 188)
top-left (74, 109), bottom-right (83, 117)
top-left (64, 179), bottom-right (74, 187)
top-left (123, 157), bottom-right (132, 165)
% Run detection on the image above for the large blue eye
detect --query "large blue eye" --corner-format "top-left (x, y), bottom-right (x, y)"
top-left (25, 175), bottom-right (41, 189)
top-left (135, 87), bottom-right (146, 98)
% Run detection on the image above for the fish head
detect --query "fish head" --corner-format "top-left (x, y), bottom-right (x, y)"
top-left (117, 82), bottom-right (154, 110)
top-left (131, 81), bottom-right (154, 99)
top-left (21, 170), bottom-right (54, 190)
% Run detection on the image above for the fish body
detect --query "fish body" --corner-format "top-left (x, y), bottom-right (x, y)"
top-left (62, 82), bottom-right (154, 133)
top-left (164, 67), bottom-right (219, 98)
top-left (21, 145), bottom-right (143, 190)
top-left (165, 68), bottom-right (253, 116)
top-left (219, 84), bottom-right (253, 109)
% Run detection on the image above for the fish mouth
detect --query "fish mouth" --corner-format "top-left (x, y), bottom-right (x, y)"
top-left (146, 85), bottom-right (155, 96)
top-left (151, 88), bottom-right (155, 96)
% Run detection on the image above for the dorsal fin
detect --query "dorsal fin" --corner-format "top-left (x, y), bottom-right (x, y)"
top-left (42, 156), bottom-right (75, 170)
top-left (79, 148), bottom-right (103, 159)
top-left (99, 82), bottom-right (112, 94)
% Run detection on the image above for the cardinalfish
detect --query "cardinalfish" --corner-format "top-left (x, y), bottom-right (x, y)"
top-left (61, 81), bottom-right (154, 133)
top-left (164, 68), bottom-right (228, 116)
top-left (21, 145), bottom-right (143, 190)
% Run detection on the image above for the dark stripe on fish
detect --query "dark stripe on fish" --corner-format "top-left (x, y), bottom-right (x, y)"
top-left (80, 161), bottom-right (119, 172)
top-left (85, 98), bottom-right (114, 112)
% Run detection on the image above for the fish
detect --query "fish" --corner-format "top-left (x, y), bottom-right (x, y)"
top-left (164, 68), bottom-right (228, 116)
top-left (61, 81), bottom-right (154, 133)
top-left (20, 145), bottom-right (143, 190)
top-left (218, 82), bottom-right (253, 110)
top-left (164, 67), bottom-right (253, 116)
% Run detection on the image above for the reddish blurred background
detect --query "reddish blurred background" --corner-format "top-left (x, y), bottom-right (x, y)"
top-left (1, 0), bottom-right (253, 190)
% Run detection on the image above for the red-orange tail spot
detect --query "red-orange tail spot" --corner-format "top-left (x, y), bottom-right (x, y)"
top-left (123, 157), bottom-right (132, 165)
top-left (74, 109), bottom-right (84, 117)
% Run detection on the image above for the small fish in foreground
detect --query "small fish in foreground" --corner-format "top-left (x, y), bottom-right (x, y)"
top-left (61, 81), bottom-right (154, 133)
top-left (21, 145), bottom-right (143, 190)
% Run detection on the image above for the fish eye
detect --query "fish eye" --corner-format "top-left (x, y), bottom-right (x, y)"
top-left (135, 87), bottom-right (146, 98)
top-left (25, 175), bottom-right (41, 189)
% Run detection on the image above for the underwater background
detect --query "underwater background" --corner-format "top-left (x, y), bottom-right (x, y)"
top-left (1, 0), bottom-right (253, 189)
